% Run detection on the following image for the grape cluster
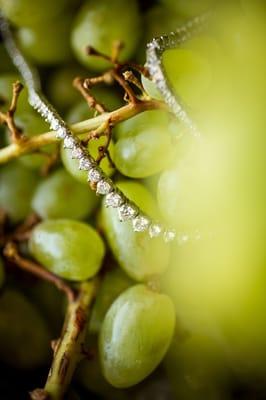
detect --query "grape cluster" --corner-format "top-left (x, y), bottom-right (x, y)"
top-left (0, 0), bottom-right (265, 399)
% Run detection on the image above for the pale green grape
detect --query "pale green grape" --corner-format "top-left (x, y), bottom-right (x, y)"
top-left (0, 162), bottom-right (38, 223)
top-left (17, 15), bottom-right (72, 65)
top-left (160, 0), bottom-right (216, 17)
top-left (12, 111), bottom-right (53, 169)
top-left (99, 284), bottom-right (176, 388)
top-left (89, 268), bottom-right (133, 333)
top-left (29, 219), bottom-right (105, 281)
top-left (32, 168), bottom-right (98, 220)
top-left (71, 0), bottom-right (142, 71)
top-left (0, 0), bottom-right (71, 27)
top-left (162, 48), bottom-right (212, 108)
top-left (0, 257), bottom-right (5, 288)
top-left (61, 135), bottom-right (115, 184)
top-left (102, 180), bottom-right (170, 281)
top-left (114, 110), bottom-right (177, 177)
top-left (0, 289), bottom-right (51, 368)
top-left (47, 65), bottom-right (88, 111)
top-left (0, 73), bottom-right (30, 112)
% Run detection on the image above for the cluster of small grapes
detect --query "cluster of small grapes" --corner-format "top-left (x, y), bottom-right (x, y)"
top-left (0, 0), bottom-right (265, 399)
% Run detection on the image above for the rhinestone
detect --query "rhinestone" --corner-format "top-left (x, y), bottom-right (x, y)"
top-left (55, 127), bottom-right (67, 139)
top-left (88, 167), bottom-right (102, 183)
top-left (164, 229), bottom-right (176, 243)
top-left (118, 203), bottom-right (138, 222)
top-left (50, 119), bottom-right (60, 131)
top-left (96, 179), bottom-right (113, 195)
top-left (149, 223), bottom-right (162, 238)
top-left (64, 136), bottom-right (77, 149)
top-left (71, 146), bottom-right (84, 159)
top-left (79, 157), bottom-right (92, 171)
top-left (105, 191), bottom-right (124, 208)
top-left (132, 215), bottom-right (150, 232)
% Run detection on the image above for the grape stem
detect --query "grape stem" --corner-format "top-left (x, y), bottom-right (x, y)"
top-left (0, 99), bottom-right (166, 164)
top-left (3, 241), bottom-right (75, 303)
top-left (30, 279), bottom-right (99, 400)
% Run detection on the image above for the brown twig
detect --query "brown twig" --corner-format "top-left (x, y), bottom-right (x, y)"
top-left (3, 242), bottom-right (75, 303)
top-left (0, 81), bottom-right (25, 143)
top-left (73, 77), bottom-right (106, 114)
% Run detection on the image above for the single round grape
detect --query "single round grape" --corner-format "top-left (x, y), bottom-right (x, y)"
top-left (47, 65), bottom-right (88, 111)
top-left (99, 284), bottom-right (176, 388)
top-left (114, 127), bottom-right (174, 178)
top-left (12, 111), bottom-right (53, 169)
top-left (0, 289), bottom-right (51, 368)
top-left (29, 219), bottom-right (105, 281)
top-left (89, 267), bottom-right (133, 333)
top-left (102, 180), bottom-right (170, 281)
top-left (0, 257), bottom-right (5, 288)
top-left (17, 15), bottom-right (72, 65)
top-left (0, 0), bottom-right (70, 27)
top-left (162, 48), bottom-right (212, 108)
top-left (32, 168), bottom-right (98, 220)
top-left (0, 73), bottom-right (30, 112)
top-left (160, 0), bottom-right (216, 17)
top-left (71, 0), bottom-right (142, 71)
top-left (0, 162), bottom-right (38, 223)
top-left (61, 135), bottom-right (115, 184)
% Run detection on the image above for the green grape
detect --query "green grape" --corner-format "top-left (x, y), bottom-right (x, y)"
top-left (11, 111), bottom-right (53, 169)
top-left (17, 15), bottom-right (72, 65)
top-left (47, 65), bottom-right (88, 111)
top-left (162, 48), bottom-right (212, 109)
top-left (0, 257), bottom-right (5, 288)
top-left (0, 0), bottom-right (70, 27)
top-left (242, 0), bottom-right (266, 15)
top-left (0, 73), bottom-right (30, 112)
top-left (0, 289), bottom-right (51, 368)
top-left (99, 284), bottom-right (176, 388)
top-left (89, 267), bottom-right (133, 333)
top-left (61, 135), bottom-right (115, 184)
top-left (101, 180), bottom-right (170, 281)
top-left (160, 0), bottom-right (216, 18)
top-left (32, 168), bottom-right (98, 220)
top-left (0, 162), bottom-right (38, 223)
top-left (114, 126), bottom-right (175, 178)
top-left (29, 219), bottom-right (105, 281)
top-left (71, 0), bottom-right (142, 71)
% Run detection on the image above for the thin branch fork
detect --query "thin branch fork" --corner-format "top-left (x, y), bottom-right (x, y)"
top-left (3, 242), bottom-right (75, 303)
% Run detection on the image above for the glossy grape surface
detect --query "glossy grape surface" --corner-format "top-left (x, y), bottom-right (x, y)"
top-left (32, 168), bottom-right (97, 220)
top-left (17, 15), bottom-right (72, 65)
top-left (99, 284), bottom-right (176, 387)
top-left (0, 289), bottom-right (51, 368)
top-left (102, 180), bottom-right (170, 281)
top-left (0, 0), bottom-right (70, 27)
top-left (71, 0), bottom-right (142, 71)
top-left (29, 219), bottom-right (105, 281)
top-left (89, 268), bottom-right (133, 333)
top-left (0, 162), bottom-right (38, 223)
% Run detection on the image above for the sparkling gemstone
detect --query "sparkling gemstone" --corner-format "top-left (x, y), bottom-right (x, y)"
top-left (149, 223), bottom-right (162, 238)
top-left (71, 146), bottom-right (84, 159)
top-left (50, 119), bottom-right (60, 131)
top-left (164, 229), bottom-right (176, 243)
top-left (88, 167), bottom-right (102, 183)
top-left (55, 127), bottom-right (67, 139)
top-left (105, 191), bottom-right (124, 208)
top-left (118, 203), bottom-right (138, 222)
top-left (79, 157), bottom-right (92, 170)
top-left (96, 179), bottom-right (113, 195)
top-left (63, 136), bottom-right (77, 149)
top-left (132, 215), bottom-right (150, 232)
